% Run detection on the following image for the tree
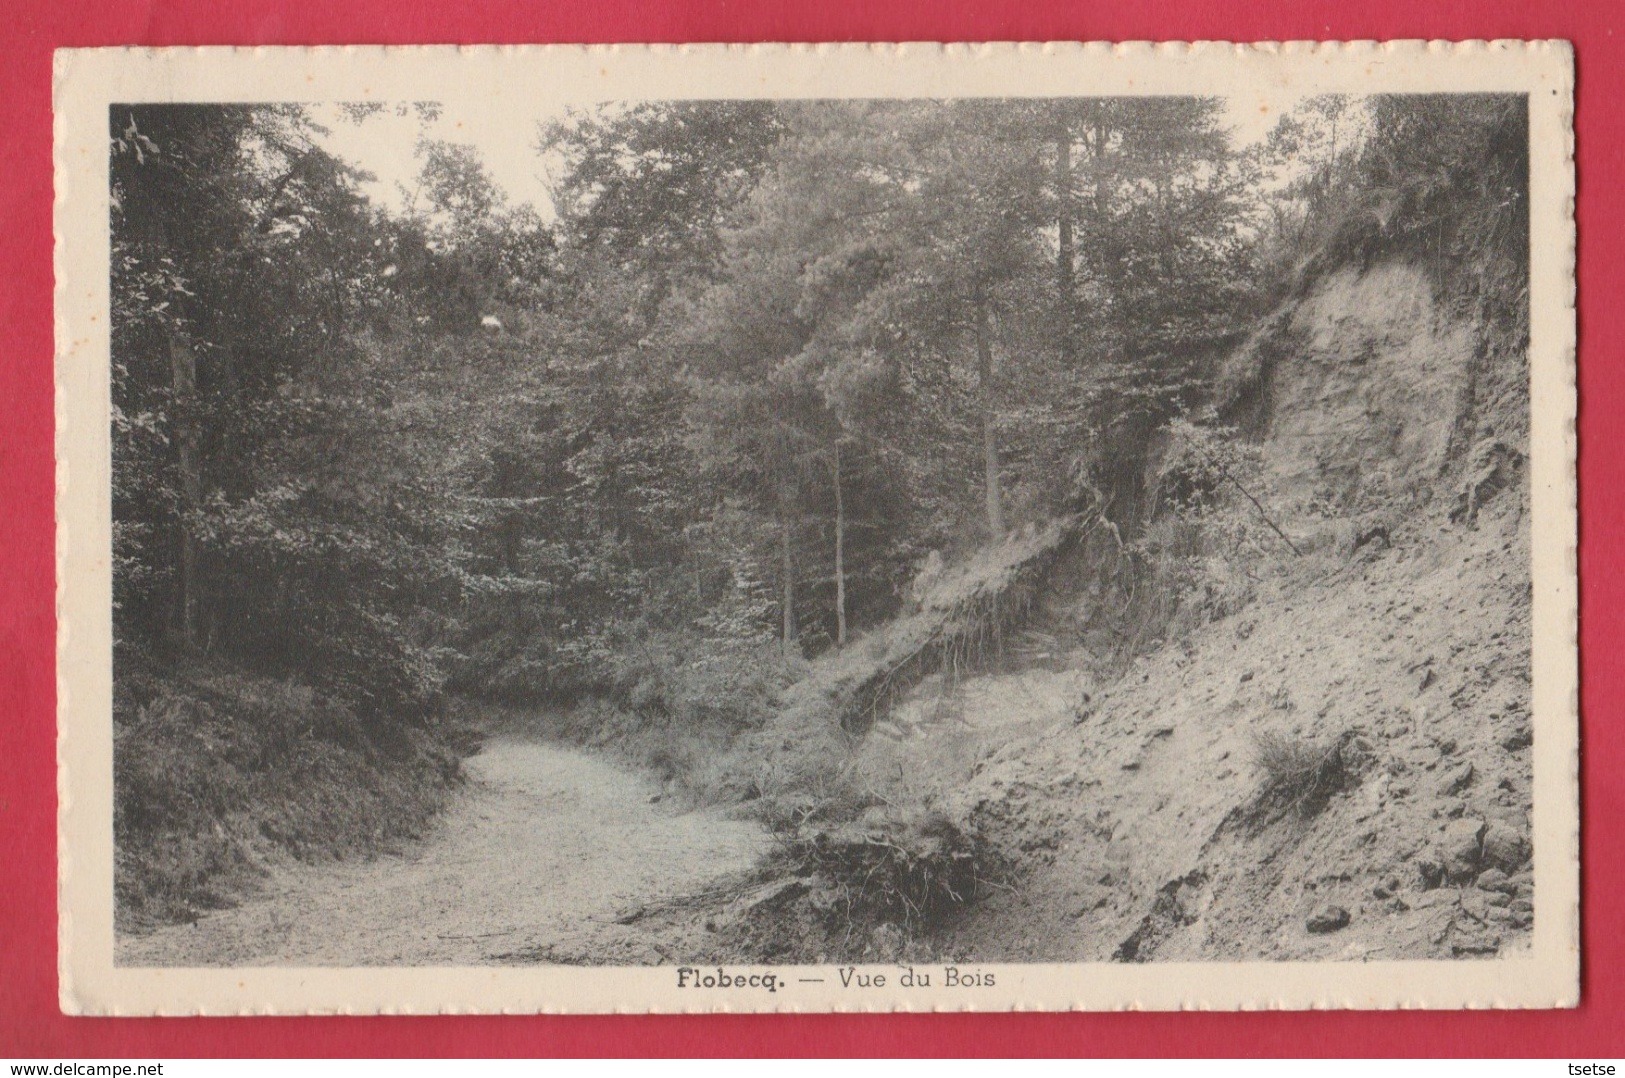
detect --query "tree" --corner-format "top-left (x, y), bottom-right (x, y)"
top-left (111, 94), bottom-right (1261, 716)
top-left (545, 101), bottom-right (785, 343)
top-left (111, 103), bottom-right (474, 717)
top-left (675, 100), bottom-right (1058, 662)
top-left (440, 100), bottom-right (787, 694)
top-left (1020, 98), bottom-right (1257, 527)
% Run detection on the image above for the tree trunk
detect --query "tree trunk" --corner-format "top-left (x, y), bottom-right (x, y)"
top-left (1092, 120), bottom-right (1113, 305)
top-left (1091, 117), bottom-right (1123, 356)
top-left (975, 288), bottom-right (1004, 539)
top-left (167, 328), bottom-right (203, 648)
top-left (1055, 119), bottom-right (1076, 364)
top-left (780, 506), bottom-right (797, 662)
top-left (832, 439), bottom-right (847, 648)
top-left (140, 203), bottom-right (207, 651)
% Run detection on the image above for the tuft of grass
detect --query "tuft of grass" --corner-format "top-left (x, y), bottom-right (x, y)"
top-left (1249, 728), bottom-right (1366, 818)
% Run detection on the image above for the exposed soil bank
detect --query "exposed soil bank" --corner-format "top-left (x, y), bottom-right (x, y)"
top-left (117, 736), bottom-right (770, 967)
top-left (932, 499), bottom-right (1533, 963)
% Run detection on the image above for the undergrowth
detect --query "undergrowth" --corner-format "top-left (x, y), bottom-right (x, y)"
top-left (779, 805), bottom-right (989, 933)
top-left (114, 649), bottom-right (468, 930)
top-left (687, 527), bottom-right (1079, 949)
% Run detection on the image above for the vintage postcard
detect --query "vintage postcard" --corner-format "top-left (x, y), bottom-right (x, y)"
top-left (55, 41), bottom-right (1577, 1014)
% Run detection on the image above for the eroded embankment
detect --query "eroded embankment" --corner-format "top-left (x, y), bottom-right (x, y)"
top-left (676, 254), bottom-right (1537, 966)
top-left (929, 496), bottom-right (1532, 963)
top-left (117, 735), bottom-right (771, 967)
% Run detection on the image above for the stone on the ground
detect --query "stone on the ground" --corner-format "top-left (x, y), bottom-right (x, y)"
top-left (1409, 889), bottom-right (1459, 910)
top-left (1306, 905), bottom-right (1351, 934)
top-left (1437, 817), bottom-right (1487, 882)
top-left (1480, 820), bottom-right (1531, 872)
top-left (1438, 761), bottom-right (1474, 795)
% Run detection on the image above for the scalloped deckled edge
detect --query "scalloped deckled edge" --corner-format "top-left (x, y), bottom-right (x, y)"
top-left (53, 39), bottom-right (1577, 1016)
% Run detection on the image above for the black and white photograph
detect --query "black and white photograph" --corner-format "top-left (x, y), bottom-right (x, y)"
top-left (54, 43), bottom-right (1577, 1012)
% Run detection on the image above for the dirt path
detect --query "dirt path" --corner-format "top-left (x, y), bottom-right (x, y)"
top-left (117, 737), bottom-right (771, 967)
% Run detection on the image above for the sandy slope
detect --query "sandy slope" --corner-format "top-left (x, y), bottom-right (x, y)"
top-left (929, 497), bottom-right (1534, 963)
top-left (117, 737), bottom-right (770, 967)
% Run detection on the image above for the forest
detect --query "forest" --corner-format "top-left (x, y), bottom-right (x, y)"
top-left (110, 92), bottom-right (1530, 952)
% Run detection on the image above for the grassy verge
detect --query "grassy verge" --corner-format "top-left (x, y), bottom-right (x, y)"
top-left (113, 649), bottom-right (471, 931)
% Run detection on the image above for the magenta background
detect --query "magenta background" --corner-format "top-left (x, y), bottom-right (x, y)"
top-left (1, 1), bottom-right (1617, 1057)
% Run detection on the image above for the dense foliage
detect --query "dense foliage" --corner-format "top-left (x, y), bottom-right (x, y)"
top-left (110, 94), bottom-right (1528, 921)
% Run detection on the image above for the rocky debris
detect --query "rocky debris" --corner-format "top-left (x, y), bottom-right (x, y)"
top-left (1072, 886), bottom-right (1111, 918)
top-left (1438, 761), bottom-right (1475, 796)
top-left (1409, 888), bottom-right (1460, 910)
top-left (1448, 908), bottom-right (1506, 954)
top-left (910, 418), bottom-right (1533, 964)
top-left (1112, 872), bottom-right (1211, 962)
top-left (1460, 888), bottom-right (1512, 925)
top-left (1501, 724), bottom-right (1533, 751)
top-left (1480, 820), bottom-right (1531, 873)
top-left (1451, 438), bottom-right (1523, 526)
top-left (1437, 817), bottom-right (1487, 883)
top-left (1306, 905), bottom-right (1351, 934)
top-left (1451, 934), bottom-right (1502, 957)
top-left (1353, 523), bottom-right (1392, 553)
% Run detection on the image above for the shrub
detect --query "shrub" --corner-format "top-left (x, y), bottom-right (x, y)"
top-left (781, 804), bottom-right (988, 931)
top-left (1249, 728), bottom-right (1368, 817)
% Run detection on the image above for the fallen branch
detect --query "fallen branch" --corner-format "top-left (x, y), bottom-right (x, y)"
top-left (1181, 435), bottom-right (1301, 557)
top-left (1216, 461), bottom-right (1302, 557)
